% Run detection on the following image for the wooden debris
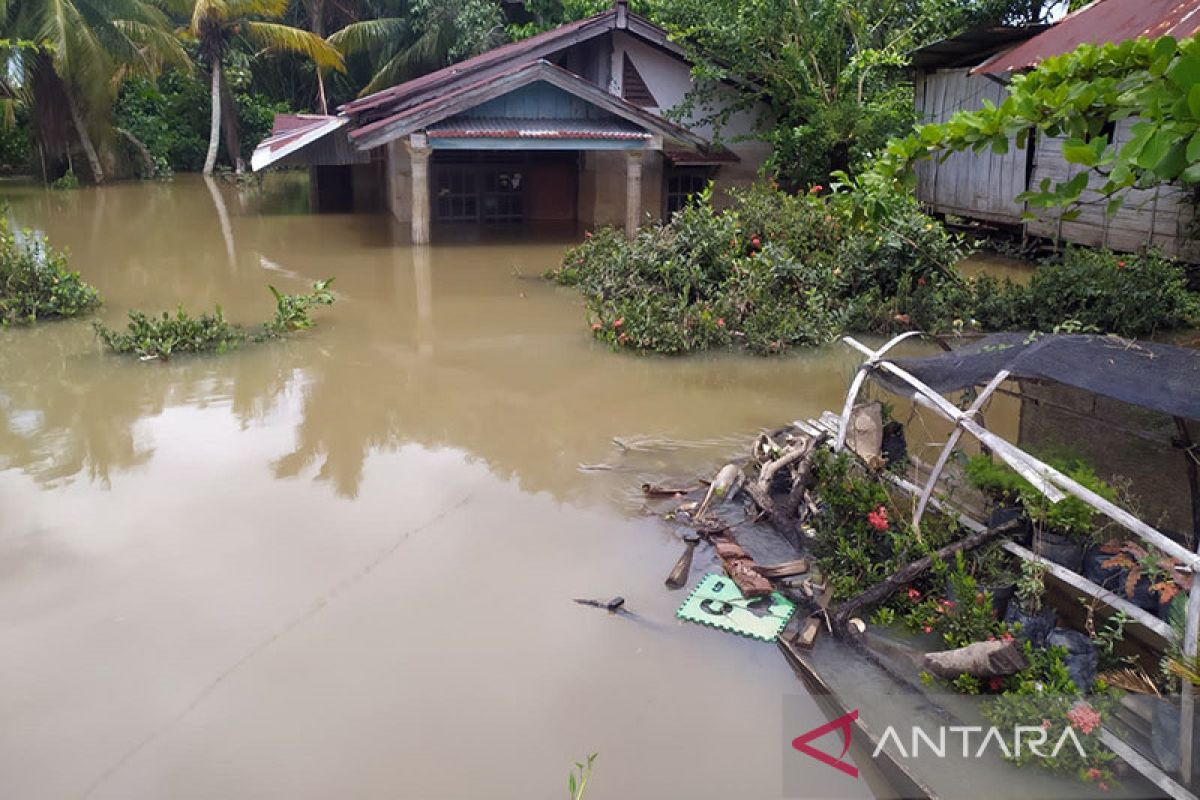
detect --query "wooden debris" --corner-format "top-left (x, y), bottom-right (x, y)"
top-left (753, 559), bottom-right (810, 579)
top-left (792, 615), bottom-right (823, 649)
top-left (923, 639), bottom-right (1028, 680)
top-left (709, 531), bottom-right (772, 598)
top-left (642, 482), bottom-right (700, 497)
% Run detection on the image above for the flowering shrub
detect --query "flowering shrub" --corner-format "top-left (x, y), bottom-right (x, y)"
top-left (901, 555), bottom-right (1011, 648)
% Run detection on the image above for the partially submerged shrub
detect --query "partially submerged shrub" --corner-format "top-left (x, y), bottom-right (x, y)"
top-left (0, 220), bottom-right (100, 325)
top-left (551, 182), bottom-right (1200, 354)
top-left (95, 279), bottom-right (334, 360)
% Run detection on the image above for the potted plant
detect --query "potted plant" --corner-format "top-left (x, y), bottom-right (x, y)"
top-left (964, 454), bottom-right (1031, 544)
top-left (1004, 560), bottom-right (1056, 646)
top-left (947, 541), bottom-right (1019, 618)
top-left (1018, 459), bottom-right (1116, 572)
top-left (1086, 540), bottom-right (1192, 614)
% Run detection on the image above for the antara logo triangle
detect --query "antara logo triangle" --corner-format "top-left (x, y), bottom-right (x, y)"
top-left (791, 709), bottom-right (859, 779)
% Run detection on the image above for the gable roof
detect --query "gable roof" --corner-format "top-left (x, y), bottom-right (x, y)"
top-left (250, 115), bottom-right (348, 172)
top-left (350, 59), bottom-right (710, 151)
top-left (911, 25), bottom-right (1051, 71)
top-left (976, 0), bottom-right (1200, 75)
top-left (340, 6), bottom-right (683, 120)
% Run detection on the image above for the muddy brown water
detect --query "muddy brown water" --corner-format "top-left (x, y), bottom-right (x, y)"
top-left (0, 174), bottom-right (1024, 799)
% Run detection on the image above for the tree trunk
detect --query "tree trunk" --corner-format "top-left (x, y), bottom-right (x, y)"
top-left (64, 91), bottom-right (103, 184)
top-left (218, 68), bottom-right (244, 174)
top-left (311, 0), bottom-right (328, 115)
top-left (203, 61), bottom-right (222, 176)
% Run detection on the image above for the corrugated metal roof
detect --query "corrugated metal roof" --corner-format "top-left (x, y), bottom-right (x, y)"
top-left (251, 115), bottom-right (348, 172)
top-left (340, 6), bottom-right (683, 119)
top-left (350, 59), bottom-right (711, 152)
top-left (911, 25), bottom-right (1050, 70)
top-left (976, 0), bottom-right (1200, 74)
top-left (426, 117), bottom-right (650, 140)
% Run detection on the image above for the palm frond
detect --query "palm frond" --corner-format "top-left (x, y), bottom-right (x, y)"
top-left (224, 0), bottom-right (288, 20)
top-left (327, 17), bottom-right (404, 57)
top-left (189, 0), bottom-right (228, 33)
top-left (113, 19), bottom-right (192, 74)
top-left (243, 20), bottom-right (345, 71)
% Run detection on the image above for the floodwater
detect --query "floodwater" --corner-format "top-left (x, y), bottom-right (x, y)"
top-left (0, 174), bottom-right (895, 800)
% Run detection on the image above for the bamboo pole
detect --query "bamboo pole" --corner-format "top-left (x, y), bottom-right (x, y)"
top-left (834, 331), bottom-right (927, 452)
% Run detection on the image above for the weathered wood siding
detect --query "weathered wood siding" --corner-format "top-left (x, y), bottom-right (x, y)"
top-left (915, 69), bottom-right (1028, 224)
top-left (1026, 119), bottom-right (1200, 260)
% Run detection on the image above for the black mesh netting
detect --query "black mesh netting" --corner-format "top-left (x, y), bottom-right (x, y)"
top-left (881, 333), bottom-right (1200, 421)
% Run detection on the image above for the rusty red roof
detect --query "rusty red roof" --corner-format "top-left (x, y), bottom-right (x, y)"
top-left (350, 59), bottom-right (711, 152)
top-left (339, 6), bottom-right (683, 119)
top-left (270, 113), bottom-right (335, 136)
top-left (976, 0), bottom-right (1200, 74)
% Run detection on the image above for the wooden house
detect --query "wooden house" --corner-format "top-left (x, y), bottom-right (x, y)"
top-left (251, 1), bottom-right (769, 243)
top-left (914, 0), bottom-right (1200, 259)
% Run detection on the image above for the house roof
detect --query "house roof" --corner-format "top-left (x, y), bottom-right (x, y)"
top-left (340, 4), bottom-right (683, 120)
top-left (975, 0), bottom-right (1200, 75)
top-left (911, 25), bottom-right (1051, 71)
top-left (426, 117), bottom-right (651, 141)
top-left (251, 115), bottom-right (348, 172)
top-left (349, 59), bottom-right (710, 151)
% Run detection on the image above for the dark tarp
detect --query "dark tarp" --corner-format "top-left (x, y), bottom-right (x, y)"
top-left (882, 333), bottom-right (1200, 421)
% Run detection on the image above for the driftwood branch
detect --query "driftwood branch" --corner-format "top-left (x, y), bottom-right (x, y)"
top-left (830, 516), bottom-right (1022, 636)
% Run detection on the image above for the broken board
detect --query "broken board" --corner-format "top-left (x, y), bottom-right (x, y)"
top-left (677, 573), bottom-right (796, 642)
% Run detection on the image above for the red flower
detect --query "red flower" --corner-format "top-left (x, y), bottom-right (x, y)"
top-left (1067, 703), bottom-right (1101, 735)
top-left (1041, 719), bottom-right (1051, 730)
top-left (894, 313), bottom-right (910, 324)
top-left (989, 676), bottom-right (1004, 691)
top-left (866, 505), bottom-right (889, 531)
top-left (584, 231), bottom-right (593, 239)
top-left (917, 276), bottom-right (927, 286)
top-left (810, 184), bottom-right (823, 194)
top-left (617, 333), bottom-right (629, 345)
top-left (1116, 260), bottom-right (1126, 268)
top-left (590, 322), bottom-right (602, 331)
top-left (907, 588), bottom-right (921, 601)
top-left (613, 318), bottom-right (624, 328)
top-left (1086, 768), bottom-right (1103, 782)
top-left (716, 318), bottom-right (726, 328)
top-left (751, 236), bottom-right (761, 249)
top-left (1000, 631), bottom-right (1014, 642)
top-left (922, 625), bottom-right (933, 634)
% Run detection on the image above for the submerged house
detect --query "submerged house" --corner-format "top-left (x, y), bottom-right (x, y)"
top-left (913, 0), bottom-right (1200, 259)
top-left (251, 0), bottom-right (769, 243)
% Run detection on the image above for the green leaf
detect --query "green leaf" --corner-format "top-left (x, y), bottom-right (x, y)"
top-left (1180, 162), bottom-right (1200, 183)
top-left (1188, 131), bottom-right (1200, 163)
top-left (1061, 138), bottom-right (1096, 166)
top-left (1135, 128), bottom-right (1173, 170)
top-left (1166, 54), bottom-right (1200, 90)
top-left (1106, 198), bottom-right (1124, 216)
top-left (1189, 85), bottom-right (1200, 119)
top-left (991, 135), bottom-right (1008, 155)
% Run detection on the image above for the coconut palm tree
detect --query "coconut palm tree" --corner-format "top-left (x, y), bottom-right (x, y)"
top-left (5, 0), bottom-right (189, 182)
top-left (329, 0), bottom-right (505, 98)
top-left (188, 0), bottom-right (345, 174)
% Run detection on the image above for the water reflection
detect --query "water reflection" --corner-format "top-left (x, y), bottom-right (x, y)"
top-left (0, 175), bottom-right (890, 501)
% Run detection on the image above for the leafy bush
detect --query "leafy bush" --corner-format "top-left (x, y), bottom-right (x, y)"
top-left (95, 279), bottom-right (334, 360)
top-left (965, 453), bottom-right (1117, 543)
top-left (50, 169), bottom-right (79, 190)
top-left (551, 183), bottom-right (965, 355)
top-left (0, 220), bottom-right (100, 325)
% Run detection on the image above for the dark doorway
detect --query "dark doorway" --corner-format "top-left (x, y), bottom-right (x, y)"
top-left (431, 151), bottom-right (578, 225)
top-left (312, 165), bottom-right (354, 212)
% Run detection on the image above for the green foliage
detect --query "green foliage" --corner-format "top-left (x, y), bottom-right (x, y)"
top-left (94, 279), bottom-right (335, 360)
top-left (1015, 560), bottom-right (1047, 615)
top-left (94, 306), bottom-right (246, 359)
top-left (0, 111), bottom-right (33, 174)
top-left (50, 169), bottom-right (79, 190)
top-left (983, 646), bottom-right (1119, 787)
top-left (567, 753), bottom-right (596, 799)
top-left (965, 453), bottom-right (1116, 543)
top-left (903, 553), bottom-right (1009, 648)
top-left (116, 71), bottom-right (290, 173)
top-left (875, 34), bottom-right (1200, 215)
top-left (549, 182), bottom-right (965, 355)
top-left (808, 450), bottom-right (964, 601)
top-left (0, 220), bottom-right (100, 325)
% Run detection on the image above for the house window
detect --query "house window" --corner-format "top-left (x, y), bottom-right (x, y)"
top-left (665, 168), bottom-right (713, 217)
top-left (622, 53), bottom-right (657, 108)
top-left (480, 170), bottom-right (524, 223)
top-left (435, 168), bottom-right (478, 222)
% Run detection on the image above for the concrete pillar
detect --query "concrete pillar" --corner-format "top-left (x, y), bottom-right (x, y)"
top-left (625, 150), bottom-right (644, 238)
top-left (406, 139), bottom-right (432, 244)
